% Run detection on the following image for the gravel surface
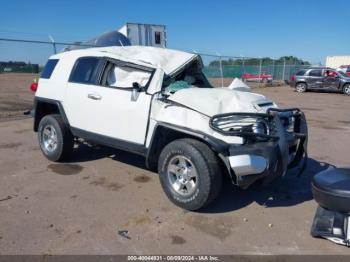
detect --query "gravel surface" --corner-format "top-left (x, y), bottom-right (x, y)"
top-left (0, 74), bottom-right (350, 255)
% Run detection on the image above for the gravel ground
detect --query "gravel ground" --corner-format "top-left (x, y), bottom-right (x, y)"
top-left (0, 74), bottom-right (350, 255)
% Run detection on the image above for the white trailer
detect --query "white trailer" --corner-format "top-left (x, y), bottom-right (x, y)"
top-left (326, 56), bottom-right (350, 68)
top-left (118, 23), bottom-right (166, 47)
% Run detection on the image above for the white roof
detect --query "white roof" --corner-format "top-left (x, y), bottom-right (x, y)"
top-left (59, 46), bottom-right (198, 75)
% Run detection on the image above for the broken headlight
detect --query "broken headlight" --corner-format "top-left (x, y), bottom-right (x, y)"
top-left (211, 114), bottom-right (269, 135)
top-left (209, 113), bottom-right (276, 141)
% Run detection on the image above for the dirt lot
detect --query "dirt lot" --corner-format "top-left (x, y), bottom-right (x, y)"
top-left (1, 74), bottom-right (350, 255)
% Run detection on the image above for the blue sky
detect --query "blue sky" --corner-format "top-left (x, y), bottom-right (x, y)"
top-left (0, 0), bottom-right (349, 64)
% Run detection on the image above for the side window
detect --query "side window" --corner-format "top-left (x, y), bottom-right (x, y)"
top-left (104, 62), bottom-right (152, 89)
top-left (347, 68), bottom-right (350, 73)
top-left (308, 69), bottom-right (322, 77)
top-left (41, 59), bottom-right (59, 79)
top-left (69, 57), bottom-right (100, 84)
top-left (296, 69), bottom-right (306, 76)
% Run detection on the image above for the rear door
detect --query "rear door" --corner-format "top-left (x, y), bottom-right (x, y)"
top-left (307, 69), bottom-right (324, 88)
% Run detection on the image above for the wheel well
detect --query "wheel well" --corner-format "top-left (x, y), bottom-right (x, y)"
top-left (145, 125), bottom-right (227, 172)
top-left (295, 81), bottom-right (307, 87)
top-left (342, 83), bottom-right (350, 88)
top-left (33, 101), bottom-right (60, 131)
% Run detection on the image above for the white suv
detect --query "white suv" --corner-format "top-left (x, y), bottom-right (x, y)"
top-left (33, 46), bottom-right (308, 210)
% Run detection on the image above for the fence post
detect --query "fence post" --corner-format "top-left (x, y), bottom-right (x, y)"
top-left (242, 55), bottom-right (245, 75)
top-left (272, 58), bottom-right (275, 80)
top-left (282, 57), bottom-right (286, 81)
top-left (259, 57), bottom-right (262, 83)
top-left (49, 35), bottom-right (57, 54)
top-left (219, 55), bottom-right (224, 87)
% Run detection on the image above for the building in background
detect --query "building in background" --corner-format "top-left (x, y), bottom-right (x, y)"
top-left (326, 56), bottom-right (350, 68)
top-left (118, 23), bottom-right (166, 47)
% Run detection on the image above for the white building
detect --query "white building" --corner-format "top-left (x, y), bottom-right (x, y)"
top-left (326, 56), bottom-right (350, 68)
top-left (118, 23), bottom-right (166, 47)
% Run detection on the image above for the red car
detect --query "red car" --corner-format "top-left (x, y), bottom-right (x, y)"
top-left (241, 72), bottom-right (273, 83)
top-left (337, 65), bottom-right (350, 77)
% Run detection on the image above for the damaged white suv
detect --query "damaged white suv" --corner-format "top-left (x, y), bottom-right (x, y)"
top-left (33, 46), bottom-right (308, 210)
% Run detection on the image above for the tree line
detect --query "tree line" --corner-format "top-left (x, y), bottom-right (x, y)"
top-left (209, 56), bottom-right (310, 66)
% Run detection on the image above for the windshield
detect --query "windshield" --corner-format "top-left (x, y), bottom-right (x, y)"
top-left (163, 59), bottom-right (213, 93)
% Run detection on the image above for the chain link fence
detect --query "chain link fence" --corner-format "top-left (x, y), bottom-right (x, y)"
top-left (0, 38), bottom-right (309, 86)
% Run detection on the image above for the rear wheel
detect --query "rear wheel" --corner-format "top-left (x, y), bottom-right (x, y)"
top-left (342, 84), bottom-right (350, 95)
top-left (296, 82), bottom-right (307, 93)
top-left (158, 138), bottom-right (222, 211)
top-left (38, 114), bottom-right (74, 162)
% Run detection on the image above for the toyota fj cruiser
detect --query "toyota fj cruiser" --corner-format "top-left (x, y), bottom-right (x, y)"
top-left (33, 46), bottom-right (308, 210)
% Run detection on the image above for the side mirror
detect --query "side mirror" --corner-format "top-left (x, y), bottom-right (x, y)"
top-left (131, 82), bottom-right (143, 101)
top-left (132, 82), bottom-right (142, 91)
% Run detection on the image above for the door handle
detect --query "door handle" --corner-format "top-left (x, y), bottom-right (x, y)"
top-left (87, 93), bottom-right (102, 100)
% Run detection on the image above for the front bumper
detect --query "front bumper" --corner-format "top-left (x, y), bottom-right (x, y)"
top-left (211, 108), bottom-right (308, 188)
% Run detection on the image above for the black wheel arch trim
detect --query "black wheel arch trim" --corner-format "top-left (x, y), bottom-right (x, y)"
top-left (145, 122), bottom-right (229, 169)
top-left (33, 97), bottom-right (70, 132)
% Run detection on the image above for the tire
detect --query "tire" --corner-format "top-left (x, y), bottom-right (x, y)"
top-left (158, 138), bottom-right (222, 211)
top-left (295, 82), bottom-right (307, 93)
top-left (38, 114), bottom-right (74, 162)
top-left (342, 84), bottom-right (350, 95)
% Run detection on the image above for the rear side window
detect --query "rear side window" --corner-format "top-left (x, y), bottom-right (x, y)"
top-left (308, 69), bottom-right (322, 77)
top-left (296, 69), bottom-right (306, 76)
top-left (69, 57), bottom-right (100, 84)
top-left (347, 68), bottom-right (350, 72)
top-left (41, 59), bottom-right (59, 79)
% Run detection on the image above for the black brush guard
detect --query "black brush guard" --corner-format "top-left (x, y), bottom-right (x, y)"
top-left (210, 108), bottom-right (308, 178)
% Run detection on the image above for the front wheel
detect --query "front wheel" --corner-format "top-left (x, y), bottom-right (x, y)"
top-left (343, 84), bottom-right (350, 95)
top-left (158, 139), bottom-right (222, 211)
top-left (296, 82), bottom-right (307, 93)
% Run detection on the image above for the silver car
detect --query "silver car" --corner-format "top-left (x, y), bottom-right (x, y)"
top-left (289, 67), bottom-right (350, 95)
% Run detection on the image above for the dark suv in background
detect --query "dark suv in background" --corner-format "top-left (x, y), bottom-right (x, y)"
top-left (289, 67), bottom-right (350, 95)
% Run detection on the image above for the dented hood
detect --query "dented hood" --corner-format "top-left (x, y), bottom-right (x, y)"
top-left (167, 87), bottom-right (274, 117)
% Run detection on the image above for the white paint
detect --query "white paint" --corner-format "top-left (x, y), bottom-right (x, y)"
top-left (167, 87), bottom-right (274, 116)
top-left (227, 78), bottom-right (251, 91)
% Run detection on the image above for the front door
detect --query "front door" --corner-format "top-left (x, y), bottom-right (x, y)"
top-left (323, 70), bottom-right (341, 90)
top-left (65, 56), bottom-right (159, 145)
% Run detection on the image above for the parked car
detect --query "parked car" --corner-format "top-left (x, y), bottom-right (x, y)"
top-left (289, 67), bottom-right (350, 95)
top-left (337, 65), bottom-right (350, 77)
top-left (242, 72), bottom-right (273, 83)
top-left (32, 46), bottom-right (308, 210)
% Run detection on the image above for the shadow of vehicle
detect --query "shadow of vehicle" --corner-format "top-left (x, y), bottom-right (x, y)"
top-left (201, 158), bottom-right (335, 214)
top-left (67, 144), bottom-right (334, 213)
top-left (67, 143), bottom-right (149, 170)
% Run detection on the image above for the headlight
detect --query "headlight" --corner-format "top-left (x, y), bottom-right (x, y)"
top-left (210, 114), bottom-right (270, 136)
